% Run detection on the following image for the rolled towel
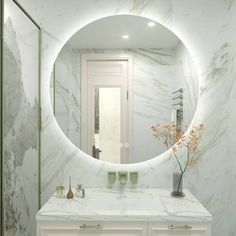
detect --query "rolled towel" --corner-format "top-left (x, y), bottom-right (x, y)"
top-left (170, 109), bottom-right (177, 124)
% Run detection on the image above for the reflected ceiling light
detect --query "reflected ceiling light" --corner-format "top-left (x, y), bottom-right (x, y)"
top-left (122, 34), bottom-right (129, 39)
top-left (148, 21), bottom-right (156, 27)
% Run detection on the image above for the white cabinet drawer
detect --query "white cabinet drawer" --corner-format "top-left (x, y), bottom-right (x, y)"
top-left (38, 221), bottom-right (211, 236)
top-left (41, 228), bottom-right (78, 236)
top-left (39, 222), bottom-right (147, 236)
top-left (148, 223), bottom-right (211, 236)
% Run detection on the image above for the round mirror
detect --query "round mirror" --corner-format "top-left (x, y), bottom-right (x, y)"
top-left (50, 15), bottom-right (199, 164)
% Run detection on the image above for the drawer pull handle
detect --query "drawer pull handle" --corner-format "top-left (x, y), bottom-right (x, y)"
top-left (168, 225), bottom-right (192, 230)
top-left (80, 224), bottom-right (103, 230)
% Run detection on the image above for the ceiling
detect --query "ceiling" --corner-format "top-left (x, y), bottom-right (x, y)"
top-left (68, 15), bottom-right (180, 49)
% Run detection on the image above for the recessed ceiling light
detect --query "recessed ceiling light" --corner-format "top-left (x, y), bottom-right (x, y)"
top-left (148, 21), bottom-right (156, 27)
top-left (122, 34), bottom-right (129, 39)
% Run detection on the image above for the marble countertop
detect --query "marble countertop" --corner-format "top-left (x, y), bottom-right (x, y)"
top-left (36, 188), bottom-right (212, 223)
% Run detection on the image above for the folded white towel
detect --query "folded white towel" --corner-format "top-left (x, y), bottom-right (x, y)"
top-left (94, 133), bottom-right (100, 149)
top-left (170, 109), bottom-right (177, 124)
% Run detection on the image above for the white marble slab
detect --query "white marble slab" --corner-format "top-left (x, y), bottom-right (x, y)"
top-left (3, 0), bottom-right (40, 235)
top-left (37, 188), bottom-right (211, 223)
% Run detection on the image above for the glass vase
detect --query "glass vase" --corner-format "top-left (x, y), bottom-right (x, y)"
top-left (171, 171), bottom-right (185, 197)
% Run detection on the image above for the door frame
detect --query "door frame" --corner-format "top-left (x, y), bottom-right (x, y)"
top-left (81, 54), bottom-right (133, 163)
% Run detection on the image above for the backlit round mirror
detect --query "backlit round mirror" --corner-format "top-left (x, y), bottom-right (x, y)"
top-left (50, 15), bottom-right (199, 164)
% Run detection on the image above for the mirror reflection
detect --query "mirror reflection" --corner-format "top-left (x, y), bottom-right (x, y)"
top-left (50, 15), bottom-right (199, 164)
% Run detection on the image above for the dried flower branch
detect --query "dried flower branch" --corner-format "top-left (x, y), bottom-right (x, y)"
top-left (151, 124), bottom-right (204, 193)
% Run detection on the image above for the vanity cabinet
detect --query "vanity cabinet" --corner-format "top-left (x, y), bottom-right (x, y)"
top-left (37, 222), bottom-right (211, 236)
top-left (36, 189), bottom-right (212, 236)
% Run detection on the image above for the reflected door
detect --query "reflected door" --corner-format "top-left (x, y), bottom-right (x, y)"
top-left (94, 87), bottom-right (121, 163)
top-left (81, 57), bottom-right (132, 163)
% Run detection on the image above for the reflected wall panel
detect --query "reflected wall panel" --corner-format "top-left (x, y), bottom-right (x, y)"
top-left (3, 0), bottom-right (40, 235)
top-left (0, 0), bottom-right (3, 233)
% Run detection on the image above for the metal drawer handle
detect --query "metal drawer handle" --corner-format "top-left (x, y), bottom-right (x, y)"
top-left (168, 225), bottom-right (192, 230)
top-left (80, 224), bottom-right (103, 230)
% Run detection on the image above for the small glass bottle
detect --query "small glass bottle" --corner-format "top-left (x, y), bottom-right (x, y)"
top-left (56, 185), bottom-right (65, 198)
top-left (76, 184), bottom-right (85, 198)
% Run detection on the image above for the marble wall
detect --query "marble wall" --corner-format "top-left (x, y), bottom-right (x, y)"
top-left (132, 48), bottom-right (176, 162)
top-left (175, 42), bottom-right (199, 127)
top-left (2, 0), bottom-right (40, 235)
top-left (0, 1), bottom-right (2, 233)
top-left (54, 45), bottom-right (81, 148)
top-left (15, 0), bottom-right (236, 235)
top-left (54, 45), bottom-right (197, 163)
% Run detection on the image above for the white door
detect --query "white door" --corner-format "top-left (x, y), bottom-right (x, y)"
top-left (149, 223), bottom-right (211, 236)
top-left (81, 55), bottom-right (133, 164)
